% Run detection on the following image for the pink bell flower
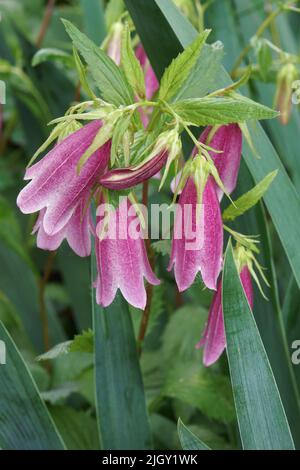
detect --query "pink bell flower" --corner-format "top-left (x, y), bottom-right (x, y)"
top-left (95, 197), bottom-right (160, 309)
top-left (17, 120), bottom-right (111, 255)
top-left (198, 265), bottom-right (254, 366)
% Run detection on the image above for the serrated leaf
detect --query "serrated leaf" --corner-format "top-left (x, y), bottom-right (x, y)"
top-left (32, 48), bottom-right (74, 68)
top-left (178, 419), bottom-right (211, 450)
top-left (121, 23), bottom-right (146, 98)
top-left (63, 19), bottom-right (134, 106)
top-left (159, 29), bottom-right (210, 102)
top-left (37, 330), bottom-right (94, 362)
top-left (171, 95), bottom-right (278, 126)
top-left (37, 341), bottom-right (72, 361)
top-left (223, 170), bottom-right (278, 221)
top-left (69, 329), bottom-right (94, 353)
top-left (162, 363), bottom-right (235, 423)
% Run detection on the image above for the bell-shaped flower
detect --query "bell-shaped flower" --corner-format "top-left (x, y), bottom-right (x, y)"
top-left (199, 124), bottom-right (242, 201)
top-left (17, 120), bottom-right (111, 251)
top-left (198, 263), bottom-right (253, 367)
top-left (168, 159), bottom-right (223, 291)
top-left (95, 197), bottom-right (160, 309)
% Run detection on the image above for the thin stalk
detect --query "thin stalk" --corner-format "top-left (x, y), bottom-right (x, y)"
top-left (36, 0), bottom-right (56, 48)
top-left (137, 180), bottom-right (155, 356)
top-left (39, 251), bottom-right (56, 353)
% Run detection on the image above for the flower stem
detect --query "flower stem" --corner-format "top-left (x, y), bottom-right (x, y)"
top-left (39, 251), bottom-right (56, 353)
top-left (36, 0), bottom-right (56, 48)
top-left (231, 5), bottom-right (283, 77)
top-left (137, 181), bottom-right (155, 356)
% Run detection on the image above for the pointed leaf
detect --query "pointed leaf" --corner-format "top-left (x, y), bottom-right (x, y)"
top-left (222, 242), bottom-right (295, 450)
top-left (178, 419), bottom-right (211, 450)
top-left (223, 170), bottom-right (278, 221)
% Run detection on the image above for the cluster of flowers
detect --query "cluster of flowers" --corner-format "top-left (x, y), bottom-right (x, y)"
top-left (17, 45), bottom-right (254, 367)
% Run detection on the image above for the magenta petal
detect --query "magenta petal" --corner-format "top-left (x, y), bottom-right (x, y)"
top-left (136, 44), bottom-right (159, 100)
top-left (168, 176), bottom-right (223, 291)
top-left (197, 279), bottom-right (226, 367)
top-left (198, 265), bottom-right (254, 367)
top-left (33, 209), bottom-right (66, 252)
top-left (199, 124), bottom-right (242, 200)
top-left (240, 266), bottom-right (254, 309)
top-left (99, 151), bottom-right (168, 190)
top-left (95, 198), bottom-right (160, 309)
top-left (17, 120), bottom-right (110, 235)
top-left (33, 194), bottom-right (92, 257)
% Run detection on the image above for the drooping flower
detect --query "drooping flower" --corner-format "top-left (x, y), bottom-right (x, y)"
top-left (198, 124), bottom-right (242, 201)
top-left (17, 120), bottom-right (111, 254)
top-left (100, 150), bottom-right (168, 190)
top-left (95, 197), bottom-right (160, 309)
top-left (197, 264), bottom-right (253, 367)
top-left (168, 124), bottom-right (242, 291)
top-left (168, 174), bottom-right (223, 291)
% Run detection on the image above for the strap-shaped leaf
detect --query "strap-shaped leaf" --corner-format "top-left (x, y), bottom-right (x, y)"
top-left (178, 419), bottom-right (211, 450)
top-left (0, 321), bottom-right (65, 450)
top-left (222, 243), bottom-right (295, 450)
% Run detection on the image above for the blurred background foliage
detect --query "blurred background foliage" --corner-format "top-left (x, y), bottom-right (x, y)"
top-left (0, 0), bottom-right (299, 450)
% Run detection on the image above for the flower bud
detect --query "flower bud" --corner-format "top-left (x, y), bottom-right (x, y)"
top-left (275, 63), bottom-right (298, 125)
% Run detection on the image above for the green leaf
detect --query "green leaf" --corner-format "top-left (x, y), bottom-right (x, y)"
top-left (162, 363), bottom-right (235, 424)
top-left (0, 321), bottom-right (65, 450)
top-left (69, 330), bottom-right (93, 353)
top-left (92, 254), bottom-right (151, 450)
top-left (32, 48), bottom-right (74, 68)
top-left (121, 23), bottom-right (146, 98)
top-left (62, 19), bottom-right (134, 106)
top-left (50, 406), bottom-right (100, 450)
top-left (159, 29), bottom-right (210, 102)
top-left (223, 170), bottom-right (278, 221)
top-left (37, 341), bottom-right (72, 361)
top-left (171, 96), bottom-right (278, 126)
top-left (178, 419), bottom-right (211, 450)
top-left (257, 41), bottom-right (272, 82)
top-left (124, 0), bottom-right (300, 292)
top-left (37, 330), bottom-right (94, 361)
top-left (222, 242), bottom-right (295, 450)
